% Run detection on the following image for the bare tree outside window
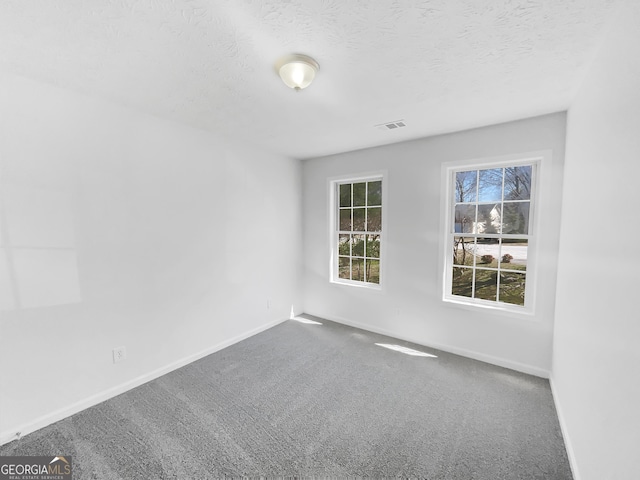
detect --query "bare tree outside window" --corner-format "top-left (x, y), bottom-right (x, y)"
top-left (449, 164), bottom-right (534, 306)
top-left (336, 179), bottom-right (382, 285)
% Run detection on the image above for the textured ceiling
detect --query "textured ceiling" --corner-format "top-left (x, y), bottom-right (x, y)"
top-left (0, 0), bottom-right (621, 159)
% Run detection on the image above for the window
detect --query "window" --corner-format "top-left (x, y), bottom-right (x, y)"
top-left (443, 159), bottom-right (538, 311)
top-left (331, 176), bottom-right (383, 287)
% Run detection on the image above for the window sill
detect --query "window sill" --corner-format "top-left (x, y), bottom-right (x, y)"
top-left (330, 279), bottom-right (383, 291)
top-left (442, 296), bottom-right (536, 318)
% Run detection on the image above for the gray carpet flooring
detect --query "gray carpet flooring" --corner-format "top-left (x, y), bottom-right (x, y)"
top-left (1, 316), bottom-right (572, 479)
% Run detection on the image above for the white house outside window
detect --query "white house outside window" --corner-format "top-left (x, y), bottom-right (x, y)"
top-left (444, 159), bottom-right (539, 311)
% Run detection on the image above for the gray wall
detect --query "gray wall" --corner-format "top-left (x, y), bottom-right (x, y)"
top-left (302, 112), bottom-right (566, 376)
top-left (552, 1), bottom-right (640, 478)
top-left (0, 74), bottom-right (303, 442)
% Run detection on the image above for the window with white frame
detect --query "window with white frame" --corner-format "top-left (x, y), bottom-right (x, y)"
top-left (331, 176), bottom-right (383, 286)
top-left (444, 159), bottom-right (537, 309)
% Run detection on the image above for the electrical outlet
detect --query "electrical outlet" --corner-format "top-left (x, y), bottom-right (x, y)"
top-left (113, 346), bottom-right (126, 364)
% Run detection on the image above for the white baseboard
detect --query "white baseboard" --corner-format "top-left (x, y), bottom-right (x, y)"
top-left (0, 318), bottom-right (287, 447)
top-left (313, 312), bottom-right (550, 378)
top-left (549, 375), bottom-right (580, 480)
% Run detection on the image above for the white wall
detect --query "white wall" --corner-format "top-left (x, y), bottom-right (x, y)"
top-left (552, 1), bottom-right (640, 478)
top-left (302, 112), bottom-right (566, 376)
top-left (0, 74), bottom-right (302, 443)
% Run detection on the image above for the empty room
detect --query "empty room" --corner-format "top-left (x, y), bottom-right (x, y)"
top-left (0, 1), bottom-right (638, 479)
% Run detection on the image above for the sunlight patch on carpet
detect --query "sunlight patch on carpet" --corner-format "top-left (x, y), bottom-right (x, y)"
top-left (375, 343), bottom-right (437, 357)
top-left (291, 316), bottom-right (323, 325)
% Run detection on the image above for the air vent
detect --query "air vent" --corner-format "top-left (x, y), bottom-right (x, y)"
top-left (376, 120), bottom-right (407, 131)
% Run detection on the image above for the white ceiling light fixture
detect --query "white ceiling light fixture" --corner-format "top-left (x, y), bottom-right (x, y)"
top-left (276, 54), bottom-right (320, 91)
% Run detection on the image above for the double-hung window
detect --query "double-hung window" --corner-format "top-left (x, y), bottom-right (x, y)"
top-left (443, 158), bottom-right (538, 311)
top-left (331, 176), bottom-right (383, 287)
